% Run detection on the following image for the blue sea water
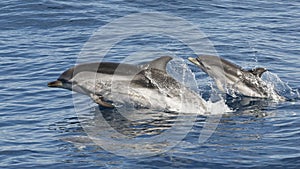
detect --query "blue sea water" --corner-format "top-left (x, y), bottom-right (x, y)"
top-left (1, 0), bottom-right (300, 168)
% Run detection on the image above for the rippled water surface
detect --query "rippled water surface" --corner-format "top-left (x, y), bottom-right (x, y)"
top-left (1, 0), bottom-right (299, 168)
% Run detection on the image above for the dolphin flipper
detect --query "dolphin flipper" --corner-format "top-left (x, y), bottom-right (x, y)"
top-left (90, 93), bottom-right (114, 108)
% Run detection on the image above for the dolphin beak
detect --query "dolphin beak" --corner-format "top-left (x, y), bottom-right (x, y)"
top-left (188, 57), bottom-right (200, 66)
top-left (48, 80), bottom-right (63, 87)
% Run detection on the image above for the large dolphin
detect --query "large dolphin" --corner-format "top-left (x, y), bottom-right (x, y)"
top-left (48, 56), bottom-right (206, 113)
top-left (188, 55), bottom-right (284, 101)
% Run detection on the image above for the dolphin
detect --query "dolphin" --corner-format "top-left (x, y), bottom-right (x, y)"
top-left (48, 56), bottom-right (206, 113)
top-left (188, 55), bottom-right (284, 101)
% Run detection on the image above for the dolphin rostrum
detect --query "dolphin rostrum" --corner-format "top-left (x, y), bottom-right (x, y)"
top-left (188, 55), bottom-right (284, 101)
top-left (48, 56), bottom-right (207, 114)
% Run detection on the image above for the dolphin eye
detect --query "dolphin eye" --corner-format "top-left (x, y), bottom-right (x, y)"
top-left (200, 62), bottom-right (205, 67)
top-left (199, 61), bottom-right (209, 69)
top-left (58, 78), bottom-right (67, 83)
top-left (196, 58), bottom-right (206, 68)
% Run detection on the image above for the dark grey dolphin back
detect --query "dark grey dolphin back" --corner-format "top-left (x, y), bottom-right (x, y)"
top-left (58, 56), bottom-right (173, 82)
top-left (58, 62), bottom-right (141, 81)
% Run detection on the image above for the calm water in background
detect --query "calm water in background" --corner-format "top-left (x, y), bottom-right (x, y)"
top-left (1, 0), bottom-right (300, 168)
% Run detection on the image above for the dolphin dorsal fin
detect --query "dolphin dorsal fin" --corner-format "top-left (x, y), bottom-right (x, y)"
top-left (142, 56), bottom-right (173, 72)
top-left (249, 67), bottom-right (267, 77)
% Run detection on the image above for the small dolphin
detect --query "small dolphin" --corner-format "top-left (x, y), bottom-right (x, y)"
top-left (48, 56), bottom-right (206, 113)
top-left (188, 55), bottom-right (284, 101)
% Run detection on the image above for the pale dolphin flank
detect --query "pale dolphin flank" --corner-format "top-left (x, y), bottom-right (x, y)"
top-left (188, 55), bottom-right (284, 101)
top-left (48, 56), bottom-right (206, 113)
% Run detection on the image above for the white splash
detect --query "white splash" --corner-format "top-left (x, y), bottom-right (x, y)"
top-left (262, 71), bottom-right (299, 100)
